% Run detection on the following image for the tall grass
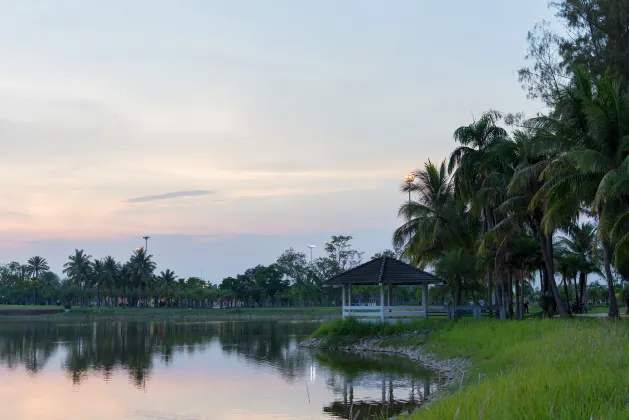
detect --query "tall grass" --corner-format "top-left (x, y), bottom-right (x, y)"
top-left (311, 317), bottom-right (447, 347)
top-left (411, 318), bottom-right (629, 419)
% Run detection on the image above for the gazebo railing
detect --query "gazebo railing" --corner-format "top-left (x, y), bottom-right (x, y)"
top-left (343, 304), bottom-right (483, 322)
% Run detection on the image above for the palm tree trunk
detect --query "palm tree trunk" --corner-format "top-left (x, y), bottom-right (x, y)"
top-left (507, 270), bottom-right (514, 318)
top-left (519, 271), bottom-right (525, 320)
top-left (572, 275), bottom-right (579, 308)
top-left (495, 281), bottom-right (506, 320)
top-left (539, 231), bottom-right (569, 317)
top-left (602, 241), bottom-right (620, 318)
top-left (515, 271), bottom-right (521, 319)
top-left (579, 272), bottom-right (587, 310)
top-left (562, 270), bottom-right (570, 312)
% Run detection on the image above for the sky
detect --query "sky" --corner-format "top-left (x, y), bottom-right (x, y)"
top-left (0, 0), bottom-right (557, 282)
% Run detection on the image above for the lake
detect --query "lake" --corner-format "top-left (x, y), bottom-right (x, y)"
top-left (0, 320), bottom-right (438, 419)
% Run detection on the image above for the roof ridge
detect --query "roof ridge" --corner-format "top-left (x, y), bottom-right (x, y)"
top-left (377, 257), bottom-right (387, 284)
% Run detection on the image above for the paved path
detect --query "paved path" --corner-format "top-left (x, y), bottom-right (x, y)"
top-left (574, 312), bottom-right (607, 317)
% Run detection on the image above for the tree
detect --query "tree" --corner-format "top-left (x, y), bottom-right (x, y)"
top-left (101, 256), bottom-right (121, 307)
top-left (532, 69), bottom-right (627, 317)
top-left (158, 269), bottom-right (178, 307)
top-left (92, 259), bottom-right (105, 307)
top-left (63, 250), bottom-right (92, 307)
top-left (127, 249), bottom-right (156, 307)
top-left (321, 235), bottom-right (364, 276)
top-left (519, 0), bottom-right (629, 105)
top-left (393, 161), bottom-right (459, 268)
top-left (557, 223), bottom-right (599, 310)
top-left (27, 256), bottom-right (49, 279)
top-left (371, 250), bottom-right (397, 259)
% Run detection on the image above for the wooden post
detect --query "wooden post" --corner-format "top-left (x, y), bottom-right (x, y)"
top-left (342, 285), bottom-right (346, 319)
top-left (422, 282), bottom-right (429, 319)
top-left (388, 284), bottom-right (392, 311)
top-left (348, 284), bottom-right (352, 308)
top-left (380, 283), bottom-right (385, 322)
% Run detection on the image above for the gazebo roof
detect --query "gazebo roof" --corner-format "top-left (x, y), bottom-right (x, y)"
top-left (323, 256), bottom-right (443, 286)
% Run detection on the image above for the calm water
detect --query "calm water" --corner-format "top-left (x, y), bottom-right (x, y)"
top-left (0, 320), bottom-right (439, 420)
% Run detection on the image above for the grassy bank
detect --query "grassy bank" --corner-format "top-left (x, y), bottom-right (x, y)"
top-left (411, 318), bottom-right (629, 419)
top-left (0, 306), bottom-right (340, 321)
top-left (310, 317), bottom-right (629, 419)
top-left (311, 316), bottom-right (447, 347)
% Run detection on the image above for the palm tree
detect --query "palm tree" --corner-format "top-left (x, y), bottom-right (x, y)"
top-left (128, 249), bottom-right (156, 307)
top-left (63, 250), bottom-right (92, 307)
top-left (557, 222), bottom-right (599, 310)
top-left (393, 160), bottom-right (460, 268)
top-left (448, 111), bottom-right (510, 314)
top-left (532, 69), bottom-right (628, 317)
top-left (101, 256), bottom-right (121, 308)
top-left (92, 259), bottom-right (105, 307)
top-left (158, 269), bottom-right (178, 307)
top-left (119, 263), bottom-right (132, 307)
top-left (39, 271), bottom-right (60, 305)
top-left (26, 256), bottom-right (49, 279)
top-left (504, 130), bottom-right (570, 317)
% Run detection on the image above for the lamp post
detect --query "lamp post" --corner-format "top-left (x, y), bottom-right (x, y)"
top-left (308, 245), bottom-right (316, 264)
top-left (143, 236), bottom-right (150, 252)
top-left (404, 173), bottom-right (415, 207)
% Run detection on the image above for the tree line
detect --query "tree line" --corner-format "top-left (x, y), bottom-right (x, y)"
top-left (393, 0), bottom-right (629, 318)
top-left (0, 235), bottom-right (382, 308)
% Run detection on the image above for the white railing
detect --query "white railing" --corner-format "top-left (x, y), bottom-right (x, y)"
top-left (342, 305), bottom-right (483, 322)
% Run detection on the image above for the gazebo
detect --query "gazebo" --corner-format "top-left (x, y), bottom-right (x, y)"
top-left (323, 256), bottom-right (446, 322)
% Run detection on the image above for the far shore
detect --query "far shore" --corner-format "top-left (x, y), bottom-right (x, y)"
top-left (0, 305), bottom-right (342, 322)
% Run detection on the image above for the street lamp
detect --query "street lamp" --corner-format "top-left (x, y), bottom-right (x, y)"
top-left (308, 245), bottom-right (316, 264)
top-left (404, 173), bottom-right (415, 206)
top-left (143, 236), bottom-right (150, 252)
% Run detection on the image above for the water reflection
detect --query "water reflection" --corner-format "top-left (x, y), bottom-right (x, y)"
top-left (0, 321), bottom-right (437, 419)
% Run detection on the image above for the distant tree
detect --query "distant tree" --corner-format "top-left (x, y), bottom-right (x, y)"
top-left (101, 256), bottom-right (121, 307)
top-left (128, 249), bottom-right (156, 307)
top-left (371, 249), bottom-right (397, 260)
top-left (27, 256), bottom-right (49, 279)
top-left (63, 250), bottom-right (92, 306)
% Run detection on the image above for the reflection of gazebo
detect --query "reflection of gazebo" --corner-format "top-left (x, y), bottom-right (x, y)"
top-left (324, 256), bottom-right (479, 321)
top-left (322, 376), bottom-right (432, 419)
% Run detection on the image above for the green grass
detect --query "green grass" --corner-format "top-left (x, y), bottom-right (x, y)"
top-left (0, 304), bottom-right (63, 310)
top-left (311, 317), bottom-right (447, 347)
top-left (408, 318), bottom-right (629, 419)
top-left (587, 304), bottom-right (612, 314)
top-left (0, 305), bottom-right (340, 320)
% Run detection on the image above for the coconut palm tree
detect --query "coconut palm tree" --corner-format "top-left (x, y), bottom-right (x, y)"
top-left (393, 160), bottom-right (460, 268)
top-left (63, 250), bottom-right (92, 307)
top-left (532, 69), bottom-right (628, 317)
top-left (101, 256), bottom-right (121, 307)
top-left (505, 131), bottom-right (570, 317)
top-left (39, 271), bottom-right (60, 305)
top-left (26, 256), bottom-right (49, 279)
top-left (158, 269), bottom-right (178, 307)
top-left (92, 259), bottom-right (105, 307)
top-left (448, 111), bottom-right (510, 313)
top-left (128, 249), bottom-right (156, 307)
top-left (557, 222), bottom-right (599, 310)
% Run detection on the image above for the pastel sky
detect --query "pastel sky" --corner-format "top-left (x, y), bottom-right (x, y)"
top-left (0, 0), bottom-right (554, 281)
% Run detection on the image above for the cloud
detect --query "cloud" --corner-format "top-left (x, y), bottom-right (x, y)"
top-left (126, 190), bottom-right (216, 203)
